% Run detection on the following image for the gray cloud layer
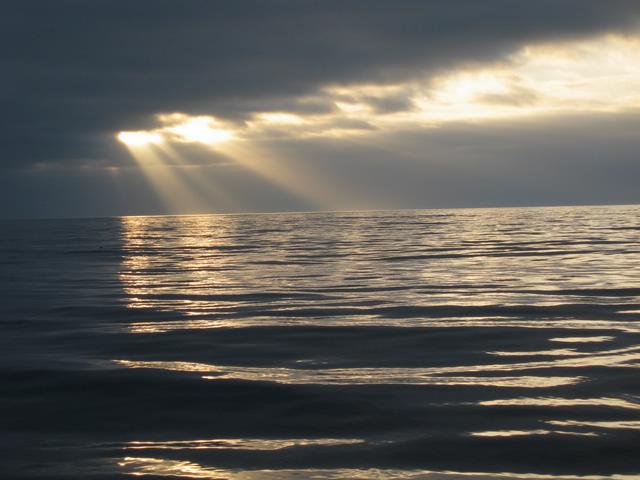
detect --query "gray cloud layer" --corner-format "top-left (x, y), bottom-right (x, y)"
top-left (1, 0), bottom-right (639, 217)
top-left (3, 0), bottom-right (639, 166)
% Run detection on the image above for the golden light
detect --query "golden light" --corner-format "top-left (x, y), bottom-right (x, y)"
top-left (116, 115), bottom-right (242, 214)
top-left (433, 71), bottom-right (512, 104)
top-left (166, 116), bottom-right (234, 145)
top-left (117, 131), bottom-right (163, 146)
top-left (253, 112), bottom-right (306, 125)
top-left (334, 101), bottom-right (370, 114)
top-left (410, 34), bottom-right (640, 123)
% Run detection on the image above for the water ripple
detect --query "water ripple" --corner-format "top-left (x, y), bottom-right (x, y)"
top-left (3, 206), bottom-right (640, 478)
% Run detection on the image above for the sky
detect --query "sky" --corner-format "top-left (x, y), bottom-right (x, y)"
top-left (2, 0), bottom-right (640, 218)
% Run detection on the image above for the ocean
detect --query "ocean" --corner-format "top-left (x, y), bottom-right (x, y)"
top-left (1, 205), bottom-right (640, 479)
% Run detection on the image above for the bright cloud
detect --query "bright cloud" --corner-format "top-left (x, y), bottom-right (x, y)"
top-left (118, 114), bottom-right (235, 147)
top-left (117, 34), bottom-right (640, 146)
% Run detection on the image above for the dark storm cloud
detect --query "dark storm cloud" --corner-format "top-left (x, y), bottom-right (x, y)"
top-left (2, 0), bottom-right (639, 169)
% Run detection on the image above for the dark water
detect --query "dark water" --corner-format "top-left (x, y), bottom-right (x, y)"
top-left (2, 206), bottom-right (640, 479)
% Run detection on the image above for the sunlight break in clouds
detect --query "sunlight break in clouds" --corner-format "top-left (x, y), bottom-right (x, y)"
top-left (118, 114), bottom-right (235, 147)
top-left (358, 33), bottom-right (640, 128)
top-left (116, 131), bottom-right (163, 147)
top-left (117, 34), bottom-right (640, 145)
top-left (117, 112), bottom-right (353, 213)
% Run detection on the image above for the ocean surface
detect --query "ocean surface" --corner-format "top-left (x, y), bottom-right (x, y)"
top-left (2, 205), bottom-right (640, 479)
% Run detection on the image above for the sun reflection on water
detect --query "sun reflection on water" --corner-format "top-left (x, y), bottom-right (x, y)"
top-left (469, 429), bottom-right (597, 438)
top-left (111, 207), bottom-right (640, 478)
top-left (115, 359), bottom-right (583, 388)
top-left (118, 457), bottom-right (640, 480)
top-left (550, 336), bottom-right (615, 343)
top-left (124, 438), bottom-right (364, 451)
top-left (479, 397), bottom-right (640, 410)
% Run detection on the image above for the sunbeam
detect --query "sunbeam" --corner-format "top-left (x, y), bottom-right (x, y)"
top-left (119, 141), bottom-right (209, 214)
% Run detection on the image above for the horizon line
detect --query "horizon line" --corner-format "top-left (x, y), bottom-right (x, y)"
top-left (3, 201), bottom-right (639, 222)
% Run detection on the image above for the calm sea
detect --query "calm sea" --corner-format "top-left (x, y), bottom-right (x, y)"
top-left (2, 206), bottom-right (640, 479)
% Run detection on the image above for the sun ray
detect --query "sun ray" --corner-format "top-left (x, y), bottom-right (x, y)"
top-left (152, 142), bottom-right (240, 212)
top-left (212, 140), bottom-right (354, 210)
top-left (119, 141), bottom-right (209, 214)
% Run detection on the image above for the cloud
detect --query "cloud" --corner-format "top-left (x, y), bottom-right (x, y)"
top-left (2, 0), bottom-right (639, 170)
top-left (108, 32), bottom-right (640, 145)
top-left (2, 0), bottom-right (640, 217)
top-left (473, 85), bottom-right (540, 107)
